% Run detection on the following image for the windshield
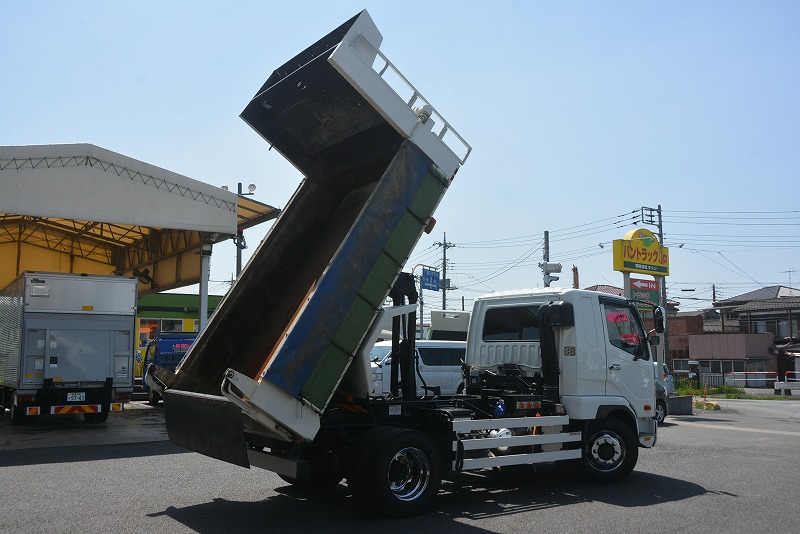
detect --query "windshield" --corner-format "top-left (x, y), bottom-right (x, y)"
top-left (369, 345), bottom-right (393, 364)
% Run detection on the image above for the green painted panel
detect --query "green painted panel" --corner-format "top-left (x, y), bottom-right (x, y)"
top-left (408, 170), bottom-right (446, 216)
top-left (362, 253), bottom-right (398, 302)
top-left (301, 344), bottom-right (352, 405)
top-left (384, 212), bottom-right (425, 261)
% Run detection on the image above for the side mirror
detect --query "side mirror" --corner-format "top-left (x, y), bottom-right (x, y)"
top-left (653, 306), bottom-right (666, 333)
top-left (649, 335), bottom-right (660, 346)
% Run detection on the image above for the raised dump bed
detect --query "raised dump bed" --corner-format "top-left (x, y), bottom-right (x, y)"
top-left (157, 10), bottom-right (469, 432)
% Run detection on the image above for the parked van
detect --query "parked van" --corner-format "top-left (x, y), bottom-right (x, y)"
top-left (370, 340), bottom-right (466, 396)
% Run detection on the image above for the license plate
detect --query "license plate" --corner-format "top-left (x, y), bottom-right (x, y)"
top-left (67, 392), bottom-right (85, 402)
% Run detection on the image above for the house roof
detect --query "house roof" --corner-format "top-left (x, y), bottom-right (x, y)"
top-left (733, 296), bottom-right (800, 313)
top-left (715, 285), bottom-right (800, 307)
top-left (584, 284), bottom-right (624, 296)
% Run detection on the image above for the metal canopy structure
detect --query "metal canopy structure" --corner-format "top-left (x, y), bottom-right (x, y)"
top-left (0, 144), bottom-right (280, 293)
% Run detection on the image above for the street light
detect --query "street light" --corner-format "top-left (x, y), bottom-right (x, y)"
top-left (232, 182), bottom-right (256, 276)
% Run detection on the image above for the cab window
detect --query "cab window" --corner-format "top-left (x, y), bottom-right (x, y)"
top-left (482, 306), bottom-right (540, 341)
top-left (604, 303), bottom-right (647, 359)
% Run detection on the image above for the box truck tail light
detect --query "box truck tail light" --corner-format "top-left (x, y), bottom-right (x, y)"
top-left (17, 395), bottom-right (35, 403)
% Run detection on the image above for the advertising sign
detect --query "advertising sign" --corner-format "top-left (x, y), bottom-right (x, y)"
top-left (613, 228), bottom-right (670, 276)
top-left (630, 277), bottom-right (660, 309)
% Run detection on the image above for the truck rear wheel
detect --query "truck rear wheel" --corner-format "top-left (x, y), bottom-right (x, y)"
top-left (581, 418), bottom-right (638, 482)
top-left (349, 427), bottom-right (442, 517)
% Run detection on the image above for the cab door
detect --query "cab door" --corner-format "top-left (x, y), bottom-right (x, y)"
top-left (600, 299), bottom-right (654, 411)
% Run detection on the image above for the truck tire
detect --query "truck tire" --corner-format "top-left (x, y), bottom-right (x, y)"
top-left (655, 400), bottom-right (667, 425)
top-left (10, 406), bottom-right (25, 426)
top-left (84, 412), bottom-right (109, 423)
top-left (581, 418), bottom-right (638, 482)
top-left (147, 388), bottom-right (161, 406)
top-left (350, 427), bottom-right (442, 517)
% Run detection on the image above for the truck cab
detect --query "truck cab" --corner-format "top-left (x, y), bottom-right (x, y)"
top-left (141, 332), bottom-right (197, 405)
top-left (466, 288), bottom-right (659, 449)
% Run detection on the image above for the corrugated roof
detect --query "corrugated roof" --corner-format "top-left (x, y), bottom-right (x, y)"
top-left (0, 143), bottom-right (280, 293)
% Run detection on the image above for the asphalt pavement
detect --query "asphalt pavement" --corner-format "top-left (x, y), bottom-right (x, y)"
top-left (0, 401), bottom-right (167, 451)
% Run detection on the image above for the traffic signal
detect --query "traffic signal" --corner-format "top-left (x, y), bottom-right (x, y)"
top-left (539, 262), bottom-right (562, 287)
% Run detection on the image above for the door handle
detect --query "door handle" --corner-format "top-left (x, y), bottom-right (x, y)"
top-left (608, 364), bottom-right (621, 371)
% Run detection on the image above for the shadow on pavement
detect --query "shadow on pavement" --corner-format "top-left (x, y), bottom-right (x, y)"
top-left (0, 440), bottom-right (188, 467)
top-left (146, 465), bottom-right (708, 532)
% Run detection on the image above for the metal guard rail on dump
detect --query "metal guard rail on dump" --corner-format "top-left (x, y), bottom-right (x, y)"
top-left (350, 33), bottom-right (472, 165)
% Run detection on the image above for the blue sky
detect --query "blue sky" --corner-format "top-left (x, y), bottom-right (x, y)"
top-left (2, 1), bottom-right (798, 312)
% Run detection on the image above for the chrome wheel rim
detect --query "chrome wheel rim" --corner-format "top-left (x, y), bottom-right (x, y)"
top-left (387, 447), bottom-right (430, 502)
top-left (588, 431), bottom-right (625, 472)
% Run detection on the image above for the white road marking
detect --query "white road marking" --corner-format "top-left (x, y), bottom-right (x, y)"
top-left (675, 420), bottom-right (800, 437)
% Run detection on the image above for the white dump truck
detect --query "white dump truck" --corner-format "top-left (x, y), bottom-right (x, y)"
top-left (0, 272), bottom-right (136, 424)
top-left (151, 10), bottom-right (664, 517)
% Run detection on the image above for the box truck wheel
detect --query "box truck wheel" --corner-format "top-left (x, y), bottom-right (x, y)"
top-left (350, 427), bottom-right (442, 517)
top-left (84, 412), bottom-right (109, 423)
top-left (10, 406), bottom-right (24, 426)
top-left (9, 395), bottom-right (25, 425)
top-left (581, 418), bottom-right (638, 482)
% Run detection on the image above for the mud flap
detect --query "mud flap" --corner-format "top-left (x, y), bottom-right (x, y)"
top-left (163, 389), bottom-right (250, 468)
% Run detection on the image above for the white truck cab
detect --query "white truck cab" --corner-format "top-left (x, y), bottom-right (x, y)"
top-left (466, 288), bottom-right (659, 448)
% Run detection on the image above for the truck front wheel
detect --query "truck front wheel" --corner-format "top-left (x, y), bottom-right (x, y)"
top-left (581, 418), bottom-right (638, 482)
top-left (350, 427), bottom-right (442, 517)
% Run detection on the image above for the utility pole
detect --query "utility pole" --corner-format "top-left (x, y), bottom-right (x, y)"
top-left (232, 182), bottom-right (256, 277)
top-left (539, 230), bottom-right (561, 287)
top-left (713, 284), bottom-right (726, 333)
top-left (543, 230), bottom-right (549, 265)
top-left (641, 205), bottom-right (669, 367)
top-left (434, 233), bottom-right (456, 309)
top-left (442, 232), bottom-right (448, 309)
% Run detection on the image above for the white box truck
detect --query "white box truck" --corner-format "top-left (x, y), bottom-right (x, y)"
top-left (0, 272), bottom-right (137, 424)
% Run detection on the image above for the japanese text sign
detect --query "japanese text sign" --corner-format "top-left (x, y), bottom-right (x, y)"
top-left (612, 228), bottom-right (670, 276)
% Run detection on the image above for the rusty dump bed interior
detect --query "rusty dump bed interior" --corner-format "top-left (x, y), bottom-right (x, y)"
top-left (156, 11), bottom-right (453, 411)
